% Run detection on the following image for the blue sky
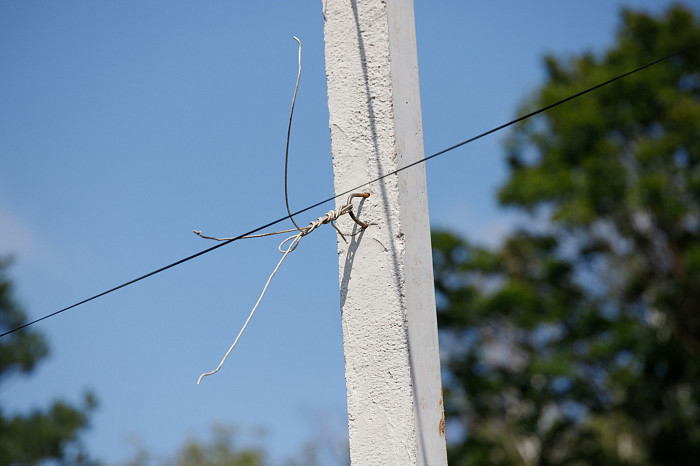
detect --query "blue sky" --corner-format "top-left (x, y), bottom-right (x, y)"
top-left (0, 1), bottom-right (691, 464)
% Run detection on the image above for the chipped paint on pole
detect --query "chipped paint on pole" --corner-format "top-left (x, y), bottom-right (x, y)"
top-left (323, 0), bottom-right (448, 464)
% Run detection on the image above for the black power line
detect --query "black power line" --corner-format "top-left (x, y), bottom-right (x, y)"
top-left (2, 40), bottom-right (699, 339)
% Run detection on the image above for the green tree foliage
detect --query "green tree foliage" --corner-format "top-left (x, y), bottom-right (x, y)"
top-left (0, 258), bottom-right (98, 465)
top-left (434, 5), bottom-right (700, 465)
top-left (122, 423), bottom-right (320, 466)
top-left (169, 424), bottom-right (264, 466)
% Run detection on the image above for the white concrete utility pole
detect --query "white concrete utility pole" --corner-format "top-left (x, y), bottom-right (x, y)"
top-left (323, 1), bottom-right (448, 464)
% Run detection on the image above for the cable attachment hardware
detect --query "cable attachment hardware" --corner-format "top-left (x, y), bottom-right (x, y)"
top-left (296, 192), bottom-right (370, 244)
top-left (346, 192), bottom-right (370, 229)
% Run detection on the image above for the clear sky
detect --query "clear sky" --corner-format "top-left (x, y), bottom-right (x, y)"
top-left (0, 1), bottom-right (692, 464)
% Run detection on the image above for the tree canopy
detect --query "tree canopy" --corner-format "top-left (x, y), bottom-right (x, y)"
top-left (434, 4), bottom-right (700, 465)
top-left (0, 258), bottom-right (98, 465)
top-left (122, 423), bottom-right (323, 466)
top-left (124, 424), bottom-right (265, 466)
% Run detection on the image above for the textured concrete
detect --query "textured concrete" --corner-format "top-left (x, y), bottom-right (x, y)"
top-left (323, 1), bottom-right (447, 464)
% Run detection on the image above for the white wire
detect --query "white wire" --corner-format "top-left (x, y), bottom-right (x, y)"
top-left (194, 190), bottom-right (368, 384)
top-left (197, 233), bottom-right (303, 384)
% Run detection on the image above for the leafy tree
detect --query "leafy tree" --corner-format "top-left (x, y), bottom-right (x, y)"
top-left (434, 4), bottom-right (700, 465)
top-left (168, 424), bottom-right (264, 466)
top-left (0, 257), bottom-right (98, 465)
top-left (122, 423), bottom-right (321, 466)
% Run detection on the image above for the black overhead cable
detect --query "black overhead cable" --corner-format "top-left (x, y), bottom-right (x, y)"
top-left (2, 40), bottom-right (699, 339)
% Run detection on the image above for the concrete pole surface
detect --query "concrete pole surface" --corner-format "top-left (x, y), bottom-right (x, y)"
top-left (323, 1), bottom-right (448, 464)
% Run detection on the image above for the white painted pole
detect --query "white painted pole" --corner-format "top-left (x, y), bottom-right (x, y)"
top-left (323, 1), bottom-right (448, 464)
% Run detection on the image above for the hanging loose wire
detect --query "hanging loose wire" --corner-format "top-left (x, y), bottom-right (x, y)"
top-left (195, 193), bottom-right (369, 384)
top-left (195, 39), bottom-right (369, 383)
top-left (2, 40), bottom-right (699, 339)
top-left (196, 233), bottom-right (301, 384)
top-left (285, 37), bottom-right (303, 233)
